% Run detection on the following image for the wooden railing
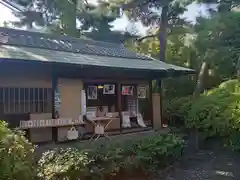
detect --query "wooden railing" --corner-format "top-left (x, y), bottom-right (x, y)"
top-left (19, 118), bottom-right (85, 129)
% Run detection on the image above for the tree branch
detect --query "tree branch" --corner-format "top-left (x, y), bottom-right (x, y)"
top-left (121, 0), bottom-right (149, 10)
top-left (84, 0), bottom-right (89, 5)
top-left (137, 33), bottom-right (158, 41)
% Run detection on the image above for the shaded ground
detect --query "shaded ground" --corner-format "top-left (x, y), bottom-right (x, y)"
top-left (154, 149), bottom-right (240, 180)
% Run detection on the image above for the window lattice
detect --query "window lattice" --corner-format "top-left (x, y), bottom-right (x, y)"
top-left (0, 88), bottom-right (52, 114)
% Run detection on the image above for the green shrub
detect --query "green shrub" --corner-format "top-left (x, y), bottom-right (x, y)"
top-left (38, 134), bottom-right (184, 180)
top-left (185, 79), bottom-right (240, 141)
top-left (163, 95), bottom-right (194, 126)
top-left (125, 134), bottom-right (184, 172)
top-left (161, 79), bottom-right (240, 151)
top-left (0, 121), bottom-right (36, 180)
top-left (38, 148), bottom-right (91, 179)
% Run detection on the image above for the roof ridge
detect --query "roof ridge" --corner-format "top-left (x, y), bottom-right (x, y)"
top-left (0, 27), bottom-right (123, 47)
top-left (0, 43), bottom-right (151, 61)
top-left (0, 27), bottom-right (152, 61)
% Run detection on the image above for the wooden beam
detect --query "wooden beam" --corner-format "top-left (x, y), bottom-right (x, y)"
top-left (84, 79), bottom-right (148, 84)
top-left (117, 83), bottom-right (122, 133)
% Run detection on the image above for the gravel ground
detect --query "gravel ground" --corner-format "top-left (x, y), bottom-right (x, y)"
top-left (154, 149), bottom-right (240, 180)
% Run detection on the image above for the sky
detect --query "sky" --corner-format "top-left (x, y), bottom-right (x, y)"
top-left (0, 1), bottom-right (209, 35)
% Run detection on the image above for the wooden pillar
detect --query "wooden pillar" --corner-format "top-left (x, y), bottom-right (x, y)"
top-left (57, 79), bottom-right (83, 142)
top-left (149, 80), bottom-right (153, 128)
top-left (152, 93), bottom-right (162, 129)
top-left (152, 80), bottom-right (162, 129)
top-left (51, 73), bottom-right (58, 142)
top-left (158, 80), bottom-right (163, 127)
top-left (117, 83), bottom-right (122, 133)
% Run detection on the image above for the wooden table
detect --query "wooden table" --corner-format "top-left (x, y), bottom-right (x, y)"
top-left (87, 116), bottom-right (112, 141)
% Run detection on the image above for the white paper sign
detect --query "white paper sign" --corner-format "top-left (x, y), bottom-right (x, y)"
top-left (137, 86), bottom-right (147, 99)
top-left (103, 84), bottom-right (115, 94)
top-left (87, 86), bottom-right (97, 100)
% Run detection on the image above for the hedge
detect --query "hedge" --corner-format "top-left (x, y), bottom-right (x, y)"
top-left (38, 134), bottom-right (184, 180)
top-left (0, 120), bottom-right (185, 180)
top-left (185, 79), bottom-right (240, 138)
top-left (164, 79), bottom-right (240, 151)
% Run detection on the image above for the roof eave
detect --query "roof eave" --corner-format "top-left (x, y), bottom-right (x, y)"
top-left (167, 68), bottom-right (196, 77)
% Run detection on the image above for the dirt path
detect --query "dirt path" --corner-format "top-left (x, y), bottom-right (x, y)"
top-left (154, 149), bottom-right (240, 180)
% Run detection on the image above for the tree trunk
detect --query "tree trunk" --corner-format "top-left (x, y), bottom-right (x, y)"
top-left (158, 5), bottom-right (169, 62)
top-left (193, 61), bottom-right (208, 150)
top-left (60, 0), bottom-right (77, 37)
top-left (26, 20), bottom-right (33, 30)
top-left (157, 4), bottom-right (169, 127)
top-left (194, 61), bottom-right (209, 97)
top-left (195, 128), bottom-right (199, 150)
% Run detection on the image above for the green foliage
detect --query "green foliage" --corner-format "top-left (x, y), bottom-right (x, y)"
top-left (164, 79), bottom-right (240, 151)
top-left (125, 134), bottom-right (184, 171)
top-left (9, 0), bottom-right (120, 39)
top-left (110, 0), bottom-right (192, 27)
top-left (163, 95), bottom-right (194, 127)
top-left (0, 121), bottom-right (36, 180)
top-left (163, 77), bottom-right (196, 99)
top-left (38, 148), bottom-right (91, 179)
top-left (186, 79), bottom-right (240, 139)
top-left (228, 131), bottom-right (240, 151)
top-left (38, 134), bottom-right (184, 180)
top-left (163, 95), bottom-right (193, 119)
top-left (195, 11), bottom-right (240, 79)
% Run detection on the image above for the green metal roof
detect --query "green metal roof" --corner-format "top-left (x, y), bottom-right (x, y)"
top-left (0, 45), bottom-right (194, 73)
top-left (0, 27), bottom-right (195, 75)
